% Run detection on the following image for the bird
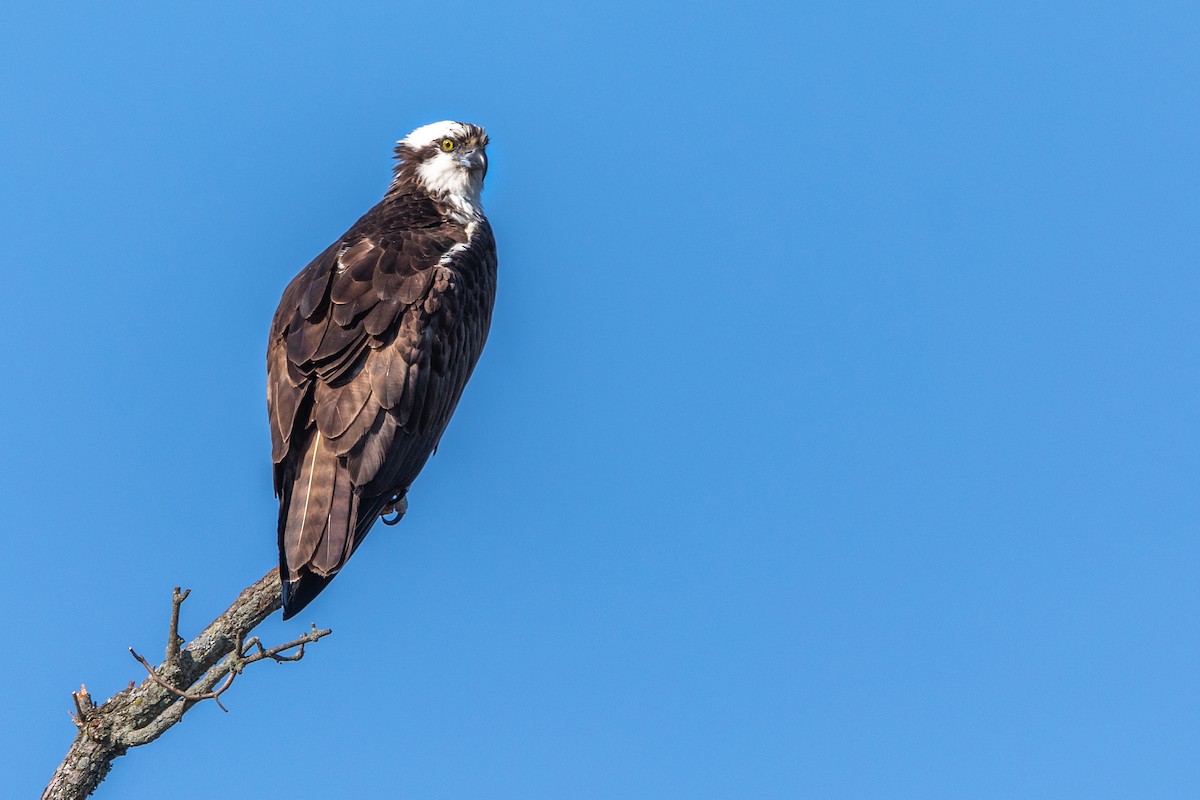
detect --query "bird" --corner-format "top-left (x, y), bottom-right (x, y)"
top-left (266, 121), bottom-right (497, 620)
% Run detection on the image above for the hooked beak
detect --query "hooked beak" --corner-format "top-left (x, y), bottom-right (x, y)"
top-left (458, 148), bottom-right (488, 178)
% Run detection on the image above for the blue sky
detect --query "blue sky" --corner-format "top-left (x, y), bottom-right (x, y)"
top-left (3, 2), bottom-right (1198, 797)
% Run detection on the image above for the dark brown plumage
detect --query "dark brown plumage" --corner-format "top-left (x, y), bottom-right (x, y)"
top-left (267, 121), bottom-right (496, 619)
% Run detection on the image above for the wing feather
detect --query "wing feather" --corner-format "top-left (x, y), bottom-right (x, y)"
top-left (400, 343), bottom-right (432, 433)
top-left (347, 411), bottom-right (399, 486)
top-left (367, 344), bottom-right (410, 410)
top-left (298, 244), bottom-right (340, 319)
top-left (314, 376), bottom-right (373, 440)
top-left (267, 338), bottom-right (299, 463)
top-left (286, 311), bottom-right (328, 365)
top-left (363, 297), bottom-right (403, 337)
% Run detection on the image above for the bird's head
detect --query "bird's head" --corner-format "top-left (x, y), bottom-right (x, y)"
top-left (392, 120), bottom-right (489, 218)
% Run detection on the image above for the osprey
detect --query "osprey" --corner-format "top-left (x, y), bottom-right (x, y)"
top-left (267, 121), bottom-right (496, 619)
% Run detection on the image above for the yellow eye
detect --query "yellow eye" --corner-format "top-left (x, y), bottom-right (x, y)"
top-left (440, 138), bottom-right (455, 152)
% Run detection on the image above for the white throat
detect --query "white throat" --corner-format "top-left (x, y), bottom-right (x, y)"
top-left (416, 157), bottom-right (485, 221)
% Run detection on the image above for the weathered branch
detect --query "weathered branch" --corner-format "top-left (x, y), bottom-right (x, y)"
top-left (42, 567), bottom-right (332, 800)
top-left (164, 586), bottom-right (189, 670)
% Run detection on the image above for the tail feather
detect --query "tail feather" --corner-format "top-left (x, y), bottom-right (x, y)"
top-left (312, 466), bottom-right (357, 575)
top-left (281, 572), bottom-right (333, 621)
top-left (277, 431), bottom-right (409, 620)
top-left (279, 430), bottom-right (355, 620)
top-left (283, 432), bottom-right (335, 573)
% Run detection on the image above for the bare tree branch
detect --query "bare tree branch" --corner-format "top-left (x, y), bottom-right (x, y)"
top-left (164, 587), bottom-right (189, 670)
top-left (129, 624), bottom-right (327, 712)
top-left (41, 568), bottom-right (332, 800)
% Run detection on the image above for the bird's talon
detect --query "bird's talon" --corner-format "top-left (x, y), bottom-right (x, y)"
top-left (381, 495), bottom-right (408, 525)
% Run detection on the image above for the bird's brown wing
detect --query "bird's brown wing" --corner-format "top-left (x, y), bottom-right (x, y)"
top-left (267, 208), bottom-right (494, 618)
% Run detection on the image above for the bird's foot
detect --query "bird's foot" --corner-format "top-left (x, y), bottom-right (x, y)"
top-left (381, 494), bottom-right (408, 526)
